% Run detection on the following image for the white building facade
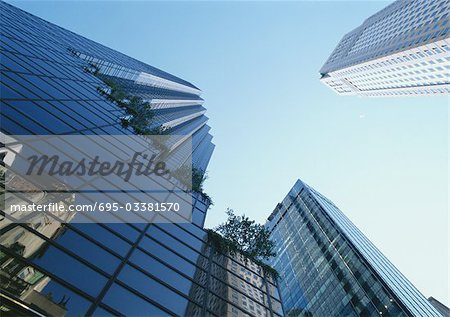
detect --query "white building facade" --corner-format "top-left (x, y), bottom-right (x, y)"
top-left (320, 0), bottom-right (450, 97)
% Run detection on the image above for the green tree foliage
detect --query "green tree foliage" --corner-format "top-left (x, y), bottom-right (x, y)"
top-left (171, 165), bottom-right (192, 188)
top-left (126, 96), bottom-right (156, 135)
top-left (215, 208), bottom-right (276, 261)
top-left (206, 229), bottom-right (279, 278)
top-left (206, 209), bottom-right (278, 278)
top-left (99, 79), bottom-right (157, 135)
top-left (171, 166), bottom-right (207, 193)
top-left (88, 66), bottom-right (166, 136)
top-left (87, 64), bottom-right (214, 203)
top-left (192, 167), bottom-right (207, 193)
top-left (171, 166), bottom-right (212, 203)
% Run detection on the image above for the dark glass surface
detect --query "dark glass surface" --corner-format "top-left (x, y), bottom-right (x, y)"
top-left (50, 227), bottom-right (122, 274)
top-left (128, 250), bottom-right (194, 294)
top-left (101, 283), bottom-right (168, 316)
top-left (145, 226), bottom-right (204, 263)
top-left (91, 307), bottom-right (115, 316)
top-left (71, 222), bottom-right (132, 256)
top-left (137, 236), bottom-right (199, 277)
top-left (117, 265), bottom-right (192, 316)
top-left (0, 249), bottom-right (92, 316)
top-left (152, 223), bottom-right (204, 250)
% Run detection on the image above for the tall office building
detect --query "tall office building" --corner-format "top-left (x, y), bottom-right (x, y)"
top-left (320, 0), bottom-right (450, 97)
top-left (186, 242), bottom-right (284, 317)
top-left (0, 2), bottom-right (281, 317)
top-left (266, 180), bottom-right (442, 317)
top-left (428, 297), bottom-right (450, 317)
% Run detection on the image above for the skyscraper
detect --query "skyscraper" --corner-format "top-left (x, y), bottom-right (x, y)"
top-left (186, 238), bottom-right (284, 317)
top-left (266, 180), bottom-right (442, 317)
top-left (428, 297), bottom-right (450, 317)
top-left (320, 0), bottom-right (450, 97)
top-left (0, 3), bottom-right (287, 316)
top-left (0, 2), bottom-right (248, 316)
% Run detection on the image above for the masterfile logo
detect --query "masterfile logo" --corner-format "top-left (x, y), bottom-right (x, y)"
top-left (1, 134), bottom-right (194, 224)
top-left (26, 152), bottom-right (170, 181)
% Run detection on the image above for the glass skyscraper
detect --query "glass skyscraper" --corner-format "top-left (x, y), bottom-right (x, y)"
top-left (320, 0), bottom-right (450, 97)
top-left (0, 2), bottom-right (285, 316)
top-left (266, 180), bottom-right (442, 317)
top-left (428, 297), bottom-right (450, 317)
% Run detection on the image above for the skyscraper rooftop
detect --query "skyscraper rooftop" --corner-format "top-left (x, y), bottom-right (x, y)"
top-left (320, 0), bottom-right (450, 97)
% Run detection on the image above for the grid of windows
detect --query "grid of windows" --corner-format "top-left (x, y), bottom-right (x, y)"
top-left (186, 247), bottom-right (284, 317)
top-left (320, 0), bottom-right (450, 97)
top-left (265, 180), bottom-right (442, 317)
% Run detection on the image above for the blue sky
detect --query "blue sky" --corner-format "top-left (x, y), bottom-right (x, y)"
top-left (9, 0), bottom-right (449, 306)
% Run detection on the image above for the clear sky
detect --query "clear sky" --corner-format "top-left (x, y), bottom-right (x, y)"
top-left (9, 0), bottom-right (449, 306)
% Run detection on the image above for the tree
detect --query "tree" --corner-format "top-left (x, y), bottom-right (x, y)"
top-left (126, 96), bottom-right (155, 133)
top-left (91, 72), bottom-right (163, 136)
top-left (171, 166), bottom-right (207, 193)
top-left (215, 208), bottom-right (276, 261)
top-left (192, 168), bottom-right (207, 193)
top-left (171, 166), bottom-right (212, 204)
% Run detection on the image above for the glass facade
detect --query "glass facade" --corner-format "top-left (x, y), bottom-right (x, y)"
top-left (266, 180), bottom-right (442, 317)
top-left (1, 203), bottom-right (283, 316)
top-left (320, 0), bottom-right (450, 96)
top-left (0, 3), bottom-right (286, 316)
top-left (0, 1), bottom-right (214, 171)
top-left (428, 297), bottom-right (450, 317)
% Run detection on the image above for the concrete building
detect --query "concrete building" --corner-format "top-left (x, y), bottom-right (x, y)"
top-left (320, 0), bottom-right (450, 97)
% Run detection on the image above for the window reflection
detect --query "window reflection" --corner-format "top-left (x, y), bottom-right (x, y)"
top-left (0, 248), bottom-right (91, 316)
top-left (0, 158), bottom-right (86, 317)
top-left (1, 223), bottom-right (108, 297)
top-left (102, 283), bottom-right (167, 317)
top-left (128, 250), bottom-right (194, 295)
top-left (117, 265), bottom-right (191, 316)
top-left (1, 174), bottom-right (76, 229)
top-left (185, 242), bottom-right (277, 317)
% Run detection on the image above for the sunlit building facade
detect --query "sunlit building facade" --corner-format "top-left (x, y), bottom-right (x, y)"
top-left (320, 0), bottom-right (450, 97)
top-left (266, 180), bottom-right (442, 317)
top-left (186, 242), bottom-right (284, 317)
